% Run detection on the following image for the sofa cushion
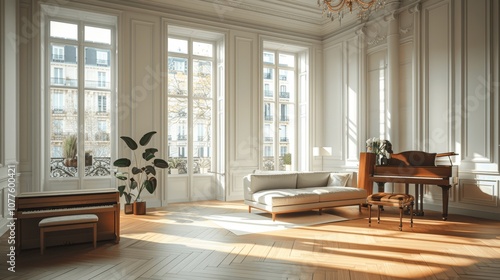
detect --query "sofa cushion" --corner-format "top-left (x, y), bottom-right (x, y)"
top-left (296, 172), bottom-right (330, 188)
top-left (250, 173), bottom-right (298, 194)
top-left (302, 186), bottom-right (367, 202)
top-left (252, 189), bottom-right (319, 207)
top-left (327, 173), bottom-right (351, 187)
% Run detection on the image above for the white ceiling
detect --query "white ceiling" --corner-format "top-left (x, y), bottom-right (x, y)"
top-left (99, 0), bottom-right (366, 40)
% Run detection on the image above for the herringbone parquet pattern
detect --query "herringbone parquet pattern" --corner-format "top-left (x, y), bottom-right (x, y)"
top-left (1, 200), bottom-right (500, 279)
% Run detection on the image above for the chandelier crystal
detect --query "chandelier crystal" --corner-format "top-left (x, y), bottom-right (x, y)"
top-left (318, 0), bottom-right (386, 23)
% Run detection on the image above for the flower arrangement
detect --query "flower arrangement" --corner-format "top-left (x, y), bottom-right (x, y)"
top-left (366, 137), bottom-right (393, 157)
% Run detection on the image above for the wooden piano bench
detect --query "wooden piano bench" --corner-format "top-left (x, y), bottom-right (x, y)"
top-left (367, 193), bottom-right (414, 231)
top-left (38, 214), bottom-right (99, 255)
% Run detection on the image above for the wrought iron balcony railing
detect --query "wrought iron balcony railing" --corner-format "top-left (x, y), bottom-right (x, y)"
top-left (50, 157), bottom-right (111, 178)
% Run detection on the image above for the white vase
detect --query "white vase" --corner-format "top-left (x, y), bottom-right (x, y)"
top-left (170, 168), bottom-right (179, 175)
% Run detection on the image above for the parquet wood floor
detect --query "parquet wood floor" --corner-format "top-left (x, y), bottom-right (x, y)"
top-left (1, 200), bottom-right (500, 279)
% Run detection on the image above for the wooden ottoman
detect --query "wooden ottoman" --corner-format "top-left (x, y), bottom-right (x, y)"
top-left (367, 193), bottom-right (414, 231)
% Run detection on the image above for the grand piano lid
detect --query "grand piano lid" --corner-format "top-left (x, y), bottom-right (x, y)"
top-left (388, 151), bottom-right (458, 167)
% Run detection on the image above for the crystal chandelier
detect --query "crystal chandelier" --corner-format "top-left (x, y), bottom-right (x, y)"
top-left (317, 0), bottom-right (385, 23)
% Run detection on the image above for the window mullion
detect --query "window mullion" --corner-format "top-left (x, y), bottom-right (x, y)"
top-left (188, 40), bottom-right (194, 177)
top-left (274, 56), bottom-right (280, 170)
top-left (78, 22), bottom-right (85, 179)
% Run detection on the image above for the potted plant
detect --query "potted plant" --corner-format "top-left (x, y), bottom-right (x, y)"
top-left (168, 157), bottom-right (182, 174)
top-left (283, 153), bottom-right (292, 171)
top-left (85, 150), bottom-right (93, 166)
top-left (113, 131), bottom-right (169, 215)
top-left (199, 158), bottom-right (211, 174)
top-left (63, 135), bottom-right (77, 167)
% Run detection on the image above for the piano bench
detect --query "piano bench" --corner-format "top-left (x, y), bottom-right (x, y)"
top-left (38, 214), bottom-right (99, 255)
top-left (367, 193), bottom-right (414, 231)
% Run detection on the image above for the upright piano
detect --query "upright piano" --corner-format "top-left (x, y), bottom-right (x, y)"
top-left (14, 188), bottom-right (120, 251)
top-left (359, 151), bottom-right (458, 220)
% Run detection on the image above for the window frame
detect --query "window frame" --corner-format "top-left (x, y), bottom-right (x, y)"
top-left (262, 49), bottom-right (298, 171)
top-left (167, 35), bottom-right (216, 175)
top-left (42, 7), bottom-right (117, 189)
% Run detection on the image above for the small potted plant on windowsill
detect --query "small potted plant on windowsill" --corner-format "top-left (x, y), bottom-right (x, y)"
top-left (63, 134), bottom-right (77, 167)
top-left (85, 150), bottom-right (93, 166)
top-left (283, 153), bottom-right (292, 171)
top-left (168, 157), bottom-right (182, 175)
top-left (199, 158), bottom-right (210, 174)
top-left (113, 131), bottom-right (169, 215)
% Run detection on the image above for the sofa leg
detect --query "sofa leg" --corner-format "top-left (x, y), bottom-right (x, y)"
top-left (248, 206), bottom-right (251, 213)
top-left (272, 213), bottom-right (276, 221)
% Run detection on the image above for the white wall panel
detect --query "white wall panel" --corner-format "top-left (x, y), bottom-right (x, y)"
top-left (232, 35), bottom-right (258, 164)
top-left (423, 1), bottom-right (451, 153)
top-left (0, 0), bottom-right (18, 236)
top-left (346, 36), bottom-right (360, 162)
top-left (192, 176), bottom-right (216, 201)
top-left (323, 42), bottom-right (343, 160)
top-left (122, 13), bottom-right (163, 205)
top-left (461, 0), bottom-right (497, 173)
top-left (399, 42), bottom-right (414, 151)
top-left (459, 179), bottom-right (498, 207)
top-left (167, 176), bottom-right (189, 202)
top-left (226, 30), bottom-right (258, 200)
top-left (130, 19), bottom-right (159, 136)
top-left (366, 50), bottom-right (387, 140)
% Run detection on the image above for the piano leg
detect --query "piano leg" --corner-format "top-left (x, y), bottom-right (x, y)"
top-left (376, 182), bottom-right (386, 211)
top-left (440, 185), bottom-right (451, 221)
top-left (419, 184), bottom-right (425, 216)
top-left (414, 184), bottom-right (425, 216)
top-left (404, 184), bottom-right (412, 215)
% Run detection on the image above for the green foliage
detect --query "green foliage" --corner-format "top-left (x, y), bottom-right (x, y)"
top-left (63, 135), bottom-right (77, 159)
top-left (113, 131), bottom-right (169, 203)
top-left (283, 153), bottom-right (292, 165)
top-left (168, 157), bottom-right (182, 169)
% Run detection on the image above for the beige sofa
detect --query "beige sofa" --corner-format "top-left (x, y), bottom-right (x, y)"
top-left (243, 171), bottom-right (367, 221)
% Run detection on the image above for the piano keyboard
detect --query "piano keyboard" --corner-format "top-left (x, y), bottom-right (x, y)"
top-left (21, 204), bottom-right (114, 215)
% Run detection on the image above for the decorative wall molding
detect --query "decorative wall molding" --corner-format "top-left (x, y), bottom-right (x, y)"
top-left (459, 179), bottom-right (498, 207)
top-left (367, 35), bottom-right (386, 46)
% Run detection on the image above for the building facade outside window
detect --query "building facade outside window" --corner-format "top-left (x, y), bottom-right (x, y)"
top-left (45, 15), bottom-right (115, 180)
top-left (167, 37), bottom-right (214, 174)
top-left (262, 50), bottom-right (296, 170)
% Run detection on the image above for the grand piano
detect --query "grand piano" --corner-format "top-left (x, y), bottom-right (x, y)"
top-left (358, 151), bottom-right (458, 220)
top-left (14, 188), bottom-right (120, 252)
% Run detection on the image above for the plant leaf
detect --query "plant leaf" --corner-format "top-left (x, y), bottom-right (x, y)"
top-left (143, 151), bottom-right (155, 161)
top-left (131, 167), bottom-right (142, 175)
top-left (117, 185), bottom-right (126, 196)
top-left (154, 158), bottom-right (169, 168)
top-left (139, 131), bottom-right (157, 146)
top-left (116, 175), bottom-right (128, 181)
top-left (120, 136), bottom-right (138, 150)
top-left (145, 165), bottom-right (156, 176)
top-left (130, 179), bottom-right (138, 190)
top-left (113, 158), bottom-right (131, 167)
top-left (145, 177), bottom-right (157, 194)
